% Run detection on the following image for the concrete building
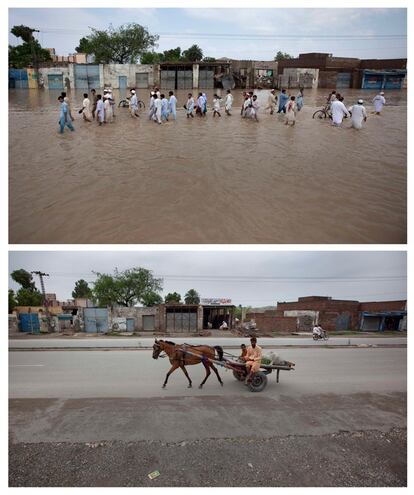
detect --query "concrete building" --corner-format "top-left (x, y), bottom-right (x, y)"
top-left (247, 296), bottom-right (407, 333)
top-left (277, 52), bottom-right (407, 89)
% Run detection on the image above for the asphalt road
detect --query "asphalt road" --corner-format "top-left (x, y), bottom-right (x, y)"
top-left (8, 335), bottom-right (407, 349)
top-left (9, 346), bottom-right (407, 487)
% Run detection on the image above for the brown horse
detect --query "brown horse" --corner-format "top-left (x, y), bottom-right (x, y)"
top-left (152, 339), bottom-right (224, 389)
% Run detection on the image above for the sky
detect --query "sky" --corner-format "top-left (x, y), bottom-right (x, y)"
top-left (8, 8), bottom-right (407, 60)
top-left (8, 251), bottom-right (407, 307)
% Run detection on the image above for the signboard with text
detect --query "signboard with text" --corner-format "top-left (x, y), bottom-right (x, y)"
top-left (201, 298), bottom-right (232, 306)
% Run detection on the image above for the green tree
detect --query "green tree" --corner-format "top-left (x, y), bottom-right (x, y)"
top-left (142, 291), bottom-right (164, 307)
top-left (15, 288), bottom-right (43, 306)
top-left (76, 23), bottom-right (159, 64)
top-left (165, 292), bottom-right (181, 304)
top-left (274, 51), bottom-right (294, 62)
top-left (9, 25), bottom-right (51, 69)
top-left (11, 269), bottom-right (36, 290)
top-left (140, 51), bottom-right (163, 64)
top-left (92, 267), bottom-right (163, 307)
top-left (10, 268), bottom-right (43, 306)
top-left (9, 289), bottom-right (17, 313)
top-left (162, 47), bottom-right (182, 61)
top-left (184, 289), bottom-right (200, 304)
top-left (72, 279), bottom-right (93, 299)
top-left (182, 44), bottom-right (203, 62)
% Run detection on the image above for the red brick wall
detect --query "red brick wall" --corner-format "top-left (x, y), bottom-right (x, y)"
top-left (360, 59), bottom-right (407, 70)
top-left (359, 300), bottom-right (406, 312)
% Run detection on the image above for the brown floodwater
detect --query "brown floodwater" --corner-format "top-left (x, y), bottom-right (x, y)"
top-left (9, 88), bottom-right (406, 244)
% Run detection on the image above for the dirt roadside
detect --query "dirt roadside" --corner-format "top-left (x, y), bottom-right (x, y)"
top-left (9, 428), bottom-right (406, 487)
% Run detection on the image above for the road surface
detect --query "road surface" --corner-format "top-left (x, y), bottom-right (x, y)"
top-left (9, 346), bottom-right (406, 487)
top-left (8, 335), bottom-right (407, 349)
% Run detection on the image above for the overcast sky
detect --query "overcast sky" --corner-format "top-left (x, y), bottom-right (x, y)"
top-left (8, 8), bottom-right (407, 60)
top-left (8, 251), bottom-right (407, 307)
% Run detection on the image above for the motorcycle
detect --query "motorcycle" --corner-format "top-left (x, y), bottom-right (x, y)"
top-left (313, 332), bottom-right (329, 341)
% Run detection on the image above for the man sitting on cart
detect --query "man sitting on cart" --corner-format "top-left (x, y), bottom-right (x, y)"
top-left (242, 337), bottom-right (262, 385)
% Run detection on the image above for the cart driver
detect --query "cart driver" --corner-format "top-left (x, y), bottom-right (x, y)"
top-left (242, 337), bottom-right (262, 384)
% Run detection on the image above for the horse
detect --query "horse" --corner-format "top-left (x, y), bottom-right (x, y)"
top-left (152, 339), bottom-right (224, 389)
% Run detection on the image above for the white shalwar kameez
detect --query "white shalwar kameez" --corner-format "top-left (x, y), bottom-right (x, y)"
top-left (153, 98), bottom-right (162, 123)
top-left (104, 97), bottom-right (113, 123)
top-left (348, 104), bottom-right (367, 130)
top-left (225, 93), bottom-right (233, 112)
top-left (130, 94), bottom-right (138, 117)
top-left (285, 100), bottom-right (296, 124)
top-left (331, 100), bottom-right (349, 126)
top-left (82, 97), bottom-right (92, 121)
top-left (372, 94), bottom-right (386, 113)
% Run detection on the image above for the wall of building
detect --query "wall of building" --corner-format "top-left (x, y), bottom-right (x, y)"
top-left (38, 66), bottom-right (71, 89)
top-left (278, 68), bottom-right (319, 89)
top-left (110, 306), bottom-right (161, 331)
top-left (103, 64), bottom-right (157, 89)
top-left (359, 300), bottom-right (407, 312)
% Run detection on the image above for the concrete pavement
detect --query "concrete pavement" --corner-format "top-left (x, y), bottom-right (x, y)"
top-left (8, 335), bottom-right (407, 350)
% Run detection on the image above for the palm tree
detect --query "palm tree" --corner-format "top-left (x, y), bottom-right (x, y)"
top-left (184, 289), bottom-right (200, 305)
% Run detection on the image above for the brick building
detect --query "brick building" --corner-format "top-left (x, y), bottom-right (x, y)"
top-left (277, 52), bottom-right (407, 89)
top-left (247, 296), bottom-right (407, 333)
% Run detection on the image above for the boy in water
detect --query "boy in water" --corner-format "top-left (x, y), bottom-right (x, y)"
top-left (57, 95), bottom-right (74, 133)
top-left (96, 94), bottom-right (105, 126)
top-left (186, 93), bottom-right (195, 118)
top-left (212, 94), bottom-right (222, 117)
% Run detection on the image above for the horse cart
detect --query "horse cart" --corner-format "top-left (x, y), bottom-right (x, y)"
top-left (152, 339), bottom-right (295, 392)
top-left (220, 353), bottom-right (295, 392)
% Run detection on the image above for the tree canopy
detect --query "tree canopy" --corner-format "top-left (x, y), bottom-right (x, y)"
top-left (92, 267), bottom-right (163, 307)
top-left (10, 269), bottom-right (43, 306)
top-left (75, 23), bottom-right (159, 64)
top-left (72, 279), bottom-right (93, 299)
top-left (164, 292), bottom-right (182, 304)
top-left (9, 25), bottom-right (51, 69)
top-left (182, 44), bottom-right (203, 62)
top-left (142, 291), bottom-right (164, 307)
top-left (274, 51), bottom-right (294, 62)
top-left (184, 289), bottom-right (200, 305)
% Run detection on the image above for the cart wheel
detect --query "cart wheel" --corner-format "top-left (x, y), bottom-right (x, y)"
top-left (248, 372), bottom-right (268, 392)
top-left (233, 370), bottom-right (245, 381)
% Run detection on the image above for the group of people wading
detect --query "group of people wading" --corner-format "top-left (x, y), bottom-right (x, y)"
top-left (57, 85), bottom-right (386, 133)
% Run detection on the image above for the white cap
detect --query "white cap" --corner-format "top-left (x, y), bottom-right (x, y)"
top-left (358, 99), bottom-right (363, 104)
top-left (380, 91), bottom-right (385, 95)
top-left (130, 89), bottom-right (136, 94)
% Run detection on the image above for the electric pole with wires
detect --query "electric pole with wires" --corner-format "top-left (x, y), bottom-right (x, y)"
top-left (31, 271), bottom-right (53, 333)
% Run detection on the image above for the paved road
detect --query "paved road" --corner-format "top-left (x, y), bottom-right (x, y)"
top-left (8, 335), bottom-right (407, 349)
top-left (9, 346), bottom-right (407, 486)
top-left (9, 347), bottom-right (406, 443)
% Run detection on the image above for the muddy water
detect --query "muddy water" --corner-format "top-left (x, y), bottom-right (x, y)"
top-left (9, 88), bottom-right (406, 244)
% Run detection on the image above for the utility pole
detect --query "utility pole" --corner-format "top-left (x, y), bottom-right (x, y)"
top-left (31, 271), bottom-right (53, 333)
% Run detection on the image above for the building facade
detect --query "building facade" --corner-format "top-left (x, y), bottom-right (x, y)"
top-left (247, 296), bottom-right (407, 333)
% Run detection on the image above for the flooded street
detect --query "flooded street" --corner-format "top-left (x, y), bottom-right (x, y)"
top-left (9, 88), bottom-right (406, 244)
